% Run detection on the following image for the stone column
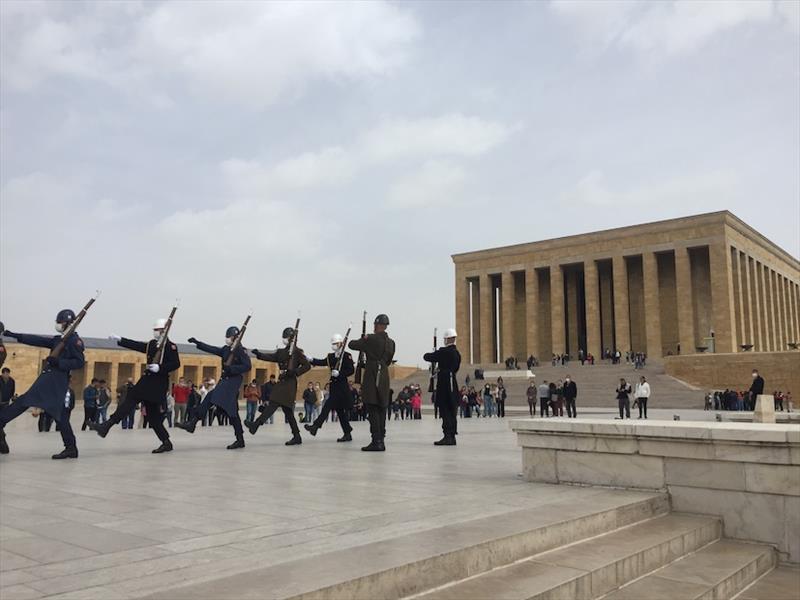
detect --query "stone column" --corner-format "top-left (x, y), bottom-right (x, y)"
top-left (109, 360), bottom-right (119, 408)
top-left (584, 259), bottom-right (602, 359)
top-left (525, 267), bottom-right (539, 360)
top-left (479, 273), bottom-right (494, 364)
top-left (742, 253), bottom-right (754, 347)
top-left (776, 274), bottom-right (786, 351)
top-left (761, 265), bottom-right (773, 351)
top-left (752, 261), bottom-right (764, 351)
top-left (455, 275), bottom-right (470, 361)
top-left (674, 247), bottom-right (696, 354)
top-left (501, 271), bottom-right (515, 361)
top-left (708, 242), bottom-right (736, 353)
top-left (733, 250), bottom-right (746, 350)
top-left (612, 255), bottom-right (630, 353)
top-left (789, 280), bottom-right (799, 342)
top-left (471, 279), bottom-right (481, 364)
top-left (642, 251), bottom-right (663, 358)
top-left (550, 265), bottom-right (566, 355)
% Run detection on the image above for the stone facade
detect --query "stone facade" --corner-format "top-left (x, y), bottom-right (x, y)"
top-left (453, 211), bottom-right (800, 364)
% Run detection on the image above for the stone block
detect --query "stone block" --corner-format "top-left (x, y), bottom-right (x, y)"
top-left (521, 448), bottom-right (557, 484)
top-left (744, 464), bottom-right (800, 496)
top-left (754, 394), bottom-right (776, 423)
top-left (664, 458), bottom-right (745, 491)
top-left (639, 439), bottom-right (717, 461)
top-left (784, 496), bottom-right (800, 564)
top-left (556, 451), bottom-right (665, 490)
top-left (668, 486), bottom-right (789, 560)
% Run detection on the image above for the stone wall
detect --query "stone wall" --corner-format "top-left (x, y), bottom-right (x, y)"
top-left (511, 418), bottom-right (800, 563)
top-left (664, 351), bottom-right (800, 394)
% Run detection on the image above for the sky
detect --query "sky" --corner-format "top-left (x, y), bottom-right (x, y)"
top-left (1, 0), bottom-right (799, 366)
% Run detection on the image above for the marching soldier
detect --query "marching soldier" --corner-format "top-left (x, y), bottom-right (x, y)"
top-left (246, 326), bottom-right (310, 446)
top-left (423, 328), bottom-right (461, 446)
top-left (305, 333), bottom-right (355, 442)
top-left (348, 314), bottom-right (395, 452)
top-left (89, 319), bottom-right (180, 453)
top-left (0, 310), bottom-right (85, 459)
top-left (176, 327), bottom-right (251, 449)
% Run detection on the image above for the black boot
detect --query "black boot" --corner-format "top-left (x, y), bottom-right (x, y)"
top-left (246, 417), bottom-right (263, 435)
top-left (52, 446), bottom-right (78, 459)
top-left (152, 440), bottom-right (173, 454)
top-left (0, 429), bottom-right (8, 454)
top-left (285, 435), bottom-right (302, 446)
top-left (361, 439), bottom-right (385, 452)
top-left (304, 423), bottom-right (319, 436)
top-left (175, 419), bottom-right (197, 434)
top-left (227, 438), bottom-right (245, 450)
top-left (89, 421), bottom-right (111, 438)
top-left (337, 432), bottom-right (352, 442)
top-left (434, 436), bottom-right (456, 446)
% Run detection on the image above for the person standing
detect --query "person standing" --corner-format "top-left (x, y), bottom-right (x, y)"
top-left (423, 328), bottom-right (460, 446)
top-left (749, 369), bottom-right (765, 406)
top-left (176, 326), bottom-right (251, 449)
top-left (117, 377), bottom-right (136, 429)
top-left (244, 380), bottom-right (260, 424)
top-left (305, 333), bottom-right (355, 442)
top-left (302, 382), bottom-right (316, 424)
top-left (172, 377), bottom-right (190, 425)
top-left (526, 378), bottom-right (537, 416)
top-left (348, 314), bottom-right (395, 452)
top-left (96, 380), bottom-right (111, 424)
top-left (82, 378), bottom-right (99, 430)
top-left (261, 374), bottom-right (276, 424)
top-left (497, 383), bottom-right (507, 418)
top-left (563, 375), bottom-right (578, 418)
top-left (0, 368), bottom-right (15, 408)
top-left (90, 319), bottom-right (180, 453)
top-left (538, 380), bottom-right (551, 417)
top-left (635, 376), bottom-right (651, 419)
top-left (0, 310), bottom-right (85, 459)
top-left (246, 325), bottom-right (311, 445)
top-left (616, 378), bottom-right (632, 419)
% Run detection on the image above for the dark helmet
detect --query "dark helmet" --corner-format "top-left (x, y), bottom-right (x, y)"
top-left (282, 327), bottom-right (295, 339)
top-left (225, 326), bottom-right (240, 338)
top-left (56, 309), bottom-right (76, 324)
top-left (374, 314), bottom-right (390, 326)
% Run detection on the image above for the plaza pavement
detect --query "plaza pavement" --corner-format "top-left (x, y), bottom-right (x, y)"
top-left (0, 416), bottom-right (665, 600)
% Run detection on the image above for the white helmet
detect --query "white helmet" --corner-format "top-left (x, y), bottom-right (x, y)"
top-left (443, 328), bottom-right (457, 339)
top-left (330, 333), bottom-right (344, 345)
top-left (153, 318), bottom-right (168, 330)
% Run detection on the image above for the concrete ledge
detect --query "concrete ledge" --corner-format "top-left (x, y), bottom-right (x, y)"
top-left (510, 418), bottom-right (800, 563)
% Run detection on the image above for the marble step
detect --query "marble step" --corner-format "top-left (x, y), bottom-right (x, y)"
top-left (733, 565), bottom-right (800, 600)
top-left (604, 539), bottom-right (776, 600)
top-left (409, 513), bottom-right (721, 600)
top-left (143, 489), bottom-right (669, 600)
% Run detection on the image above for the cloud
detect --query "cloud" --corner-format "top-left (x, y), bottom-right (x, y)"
top-left (1, 1), bottom-right (420, 107)
top-left (386, 160), bottom-right (467, 209)
top-left (550, 0), bottom-right (793, 58)
top-left (563, 168), bottom-right (741, 207)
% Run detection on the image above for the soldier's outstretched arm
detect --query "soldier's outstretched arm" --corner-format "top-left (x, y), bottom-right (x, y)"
top-left (348, 337), bottom-right (367, 352)
top-left (423, 348), bottom-right (443, 363)
top-left (189, 338), bottom-right (224, 357)
top-left (310, 357), bottom-right (328, 367)
top-left (4, 332), bottom-right (54, 349)
top-left (118, 337), bottom-right (148, 353)
top-left (253, 349), bottom-right (279, 363)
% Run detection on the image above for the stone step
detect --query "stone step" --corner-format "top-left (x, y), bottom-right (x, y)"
top-left (603, 539), bottom-right (775, 600)
top-left (409, 513), bottom-right (721, 600)
top-left (142, 490), bottom-right (669, 600)
top-left (733, 565), bottom-right (800, 600)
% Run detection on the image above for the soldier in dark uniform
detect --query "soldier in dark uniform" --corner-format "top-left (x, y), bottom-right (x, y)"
top-left (349, 314), bottom-right (395, 452)
top-left (0, 322), bottom-right (7, 368)
top-left (305, 333), bottom-right (355, 442)
top-left (423, 327), bottom-right (461, 446)
top-left (246, 326), bottom-right (310, 446)
top-left (0, 310), bottom-right (85, 459)
top-left (89, 318), bottom-right (180, 453)
top-left (176, 326), bottom-right (251, 449)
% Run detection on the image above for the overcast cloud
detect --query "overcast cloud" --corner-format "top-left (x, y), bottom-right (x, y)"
top-left (1, 0), bottom-right (798, 365)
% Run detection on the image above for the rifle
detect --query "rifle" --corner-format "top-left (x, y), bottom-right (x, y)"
top-left (286, 314), bottom-right (301, 372)
top-left (354, 310), bottom-right (366, 384)
top-left (335, 324), bottom-right (353, 374)
top-left (224, 313), bottom-right (252, 369)
top-left (50, 291), bottom-right (100, 359)
top-left (428, 328), bottom-right (438, 393)
top-left (152, 302), bottom-right (179, 365)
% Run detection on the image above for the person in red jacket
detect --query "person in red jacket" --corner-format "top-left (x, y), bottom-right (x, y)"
top-left (172, 377), bottom-right (191, 425)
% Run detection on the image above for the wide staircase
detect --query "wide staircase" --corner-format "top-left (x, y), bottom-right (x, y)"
top-left (394, 361), bottom-right (704, 410)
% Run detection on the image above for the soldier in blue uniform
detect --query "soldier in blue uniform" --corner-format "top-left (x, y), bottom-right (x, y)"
top-left (423, 328), bottom-right (461, 446)
top-left (305, 333), bottom-right (355, 442)
top-left (89, 319), bottom-right (180, 453)
top-left (176, 326), bottom-right (251, 449)
top-left (0, 310), bottom-right (85, 459)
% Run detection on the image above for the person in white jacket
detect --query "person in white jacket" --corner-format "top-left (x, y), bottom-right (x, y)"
top-left (635, 376), bottom-right (651, 419)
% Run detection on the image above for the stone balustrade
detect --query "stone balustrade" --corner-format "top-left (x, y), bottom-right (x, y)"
top-left (510, 418), bottom-right (800, 563)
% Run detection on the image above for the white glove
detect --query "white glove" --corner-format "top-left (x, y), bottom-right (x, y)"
top-left (331, 369), bottom-right (340, 378)
top-left (109, 334), bottom-right (122, 342)
top-left (146, 364), bottom-right (160, 373)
